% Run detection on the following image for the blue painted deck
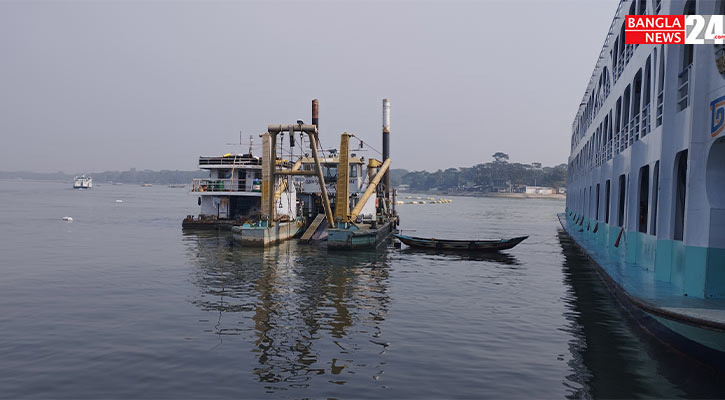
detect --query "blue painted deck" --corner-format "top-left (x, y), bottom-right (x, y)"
top-left (558, 212), bottom-right (725, 327)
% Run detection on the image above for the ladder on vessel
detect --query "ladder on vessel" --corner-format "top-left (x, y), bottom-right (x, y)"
top-left (300, 214), bottom-right (326, 242)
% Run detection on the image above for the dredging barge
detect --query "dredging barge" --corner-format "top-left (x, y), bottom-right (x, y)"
top-left (183, 98), bottom-right (398, 250)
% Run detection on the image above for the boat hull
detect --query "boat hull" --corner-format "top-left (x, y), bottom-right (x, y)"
top-left (558, 212), bottom-right (725, 369)
top-left (327, 220), bottom-right (394, 250)
top-left (394, 234), bottom-right (528, 252)
top-left (232, 221), bottom-right (300, 247)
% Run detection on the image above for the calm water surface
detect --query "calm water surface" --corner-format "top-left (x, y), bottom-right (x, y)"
top-left (0, 180), bottom-right (723, 399)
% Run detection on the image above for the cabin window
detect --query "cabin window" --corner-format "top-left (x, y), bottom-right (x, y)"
top-left (632, 70), bottom-right (643, 141)
top-left (642, 57), bottom-right (651, 136)
top-left (622, 85), bottom-right (631, 147)
top-left (618, 174), bottom-right (626, 227)
top-left (615, 98), bottom-right (622, 152)
top-left (350, 164), bottom-right (358, 178)
top-left (638, 0), bottom-right (646, 14)
top-left (650, 161), bottom-right (660, 235)
top-left (674, 150), bottom-right (688, 240)
top-left (596, 183), bottom-right (601, 220)
top-left (638, 165), bottom-right (650, 233)
top-left (605, 180), bottom-right (611, 224)
top-left (323, 164), bottom-right (337, 180)
top-left (589, 186), bottom-right (593, 218)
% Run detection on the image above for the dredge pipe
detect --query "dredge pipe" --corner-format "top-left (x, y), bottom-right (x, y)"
top-left (349, 158), bottom-right (391, 221)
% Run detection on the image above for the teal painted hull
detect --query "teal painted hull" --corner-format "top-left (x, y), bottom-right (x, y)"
top-left (327, 221), bottom-right (394, 250)
top-left (559, 210), bottom-right (725, 368)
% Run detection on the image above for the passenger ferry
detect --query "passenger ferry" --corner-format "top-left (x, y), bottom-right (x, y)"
top-left (73, 175), bottom-right (92, 189)
top-left (560, 0), bottom-right (725, 368)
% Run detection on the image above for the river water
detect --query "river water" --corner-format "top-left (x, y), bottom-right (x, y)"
top-left (0, 180), bottom-right (723, 398)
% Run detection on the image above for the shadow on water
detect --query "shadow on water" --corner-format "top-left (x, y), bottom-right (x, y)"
top-left (182, 231), bottom-right (391, 392)
top-left (557, 229), bottom-right (725, 399)
top-left (400, 247), bottom-right (521, 265)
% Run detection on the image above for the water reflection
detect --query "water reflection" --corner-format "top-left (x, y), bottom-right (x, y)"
top-left (557, 229), bottom-right (725, 399)
top-left (400, 247), bottom-right (521, 265)
top-left (183, 232), bottom-right (391, 391)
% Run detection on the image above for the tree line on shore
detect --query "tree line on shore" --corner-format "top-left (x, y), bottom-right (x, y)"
top-left (391, 152), bottom-right (567, 193)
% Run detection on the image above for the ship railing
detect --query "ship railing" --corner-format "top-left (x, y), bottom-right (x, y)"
top-left (641, 104), bottom-right (651, 137)
top-left (614, 131), bottom-right (620, 154)
top-left (625, 45), bottom-right (633, 65)
top-left (630, 114), bottom-right (640, 144)
top-left (613, 65), bottom-right (619, 84)
top-left (656, 89), bottom-right (664, 126)
top-left (192, 178), bottom-right (246, 192)
top-left (677, 65), bottom-right (691, 111)
top-left (198, 157), bottom-right (262, 167)
top-left (615, 58), bottom-right (623, 80)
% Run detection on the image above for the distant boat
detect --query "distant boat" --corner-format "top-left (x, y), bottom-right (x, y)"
top-left (141, 183), bottom-right (153, 187)
top-left (73, 175), bottom-right (92, 189)
top-left (393, 233), bottom-right (528, 252)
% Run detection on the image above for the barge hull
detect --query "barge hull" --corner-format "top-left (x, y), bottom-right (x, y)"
top-left (232, 222), bottom-right (299, 247)
top-left (327, 221), bottom-right (394, 250)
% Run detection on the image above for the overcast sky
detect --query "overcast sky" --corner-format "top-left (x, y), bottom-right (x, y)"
top-left (0, 0), bottom-right (618, 173)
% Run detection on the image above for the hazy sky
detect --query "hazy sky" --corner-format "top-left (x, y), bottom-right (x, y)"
top-left (0, 0), bottom-right (618, 173)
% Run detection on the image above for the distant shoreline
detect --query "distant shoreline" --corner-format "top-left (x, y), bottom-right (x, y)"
top-left (399, 190), bottom-right (565, 200)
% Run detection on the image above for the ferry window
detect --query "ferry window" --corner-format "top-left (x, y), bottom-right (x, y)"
top-left (596, 184), bottom-right (601, 220)
top-left (638, 0), bottom-right (646, 14)
top-left (589, 186), bottom-right (593, 218)
top-left (615, 98), bottom-right (621, 134)
top-left (642, 57), bottom-right (651, 136)
top-left (632, 71), bottom-right (642, 121)
top-left (656, 46), bottom-right (665, 126)
top-left (638, 165), bottom-right (650, 233)
top-left (350, 165), bottom-right (358, 178)
top-left (605, 180), bottom-right (611, 224)
top-left (651, 161), bottom-right (660, 235)
top-left (674, 150), bottom-right (688, 241)
top-left (618, 174), bottom-right (626, 228)
top-left (623, 86), bottom-right (631, 147)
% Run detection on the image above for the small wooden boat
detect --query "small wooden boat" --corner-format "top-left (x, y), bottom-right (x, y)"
top-left (393, 233), bottom-right (528, 252)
